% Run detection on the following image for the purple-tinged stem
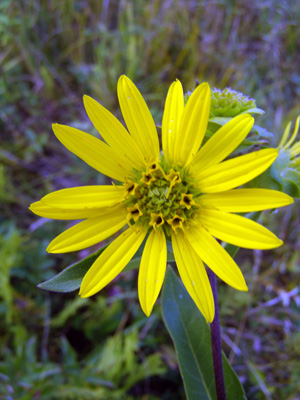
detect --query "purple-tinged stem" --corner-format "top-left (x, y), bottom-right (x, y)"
top-left (208, 269), bottom-right (227, 400)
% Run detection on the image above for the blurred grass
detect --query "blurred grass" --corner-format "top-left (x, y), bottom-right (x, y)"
top-left (1, 0), bottom-right (300, 398)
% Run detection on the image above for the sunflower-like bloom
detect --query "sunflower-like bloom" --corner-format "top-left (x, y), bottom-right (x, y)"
top-left (30, 76), bottom-right (293, 322)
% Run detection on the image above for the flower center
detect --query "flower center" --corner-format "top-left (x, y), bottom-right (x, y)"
top-left (124, 159), bottom-right (200, 236)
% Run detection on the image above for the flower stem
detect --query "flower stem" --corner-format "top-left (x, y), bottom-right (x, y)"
top-left (208, 269), bottom-right (227, 400)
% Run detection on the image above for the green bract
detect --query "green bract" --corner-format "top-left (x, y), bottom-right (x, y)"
top-left (210, 87), bottom-right (258, 118)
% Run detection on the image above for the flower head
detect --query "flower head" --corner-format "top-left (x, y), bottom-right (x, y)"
top-left (30, 76), bottom-right (293, 322)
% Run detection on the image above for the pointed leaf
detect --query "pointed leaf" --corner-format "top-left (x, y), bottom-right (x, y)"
top-left (38, 242), bottom-right (175, 293)
top-left (209, 117), bottom-right (232, 126)
top-left (251, 124), bottom-right (273, 138)
top-left (240, 108), bottom-right (265, 115)
top-left (38, 245), bottom-right (109, 292)
top-left (162, 267), bottom-right (246, 400)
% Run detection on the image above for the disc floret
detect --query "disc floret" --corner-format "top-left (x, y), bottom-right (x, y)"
top-left (124, 160), bottom-right (200, 236)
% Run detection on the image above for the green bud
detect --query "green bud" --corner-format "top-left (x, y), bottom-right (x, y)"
top-left (184, 86), bottom-right (264, 118)
top-left (209, 88), bottom-right (258, 118)
top-left (185, 83), bottom-right (267, 151)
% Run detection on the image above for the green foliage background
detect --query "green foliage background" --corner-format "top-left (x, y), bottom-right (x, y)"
top-left (1, 0), bottom-right (300, 399)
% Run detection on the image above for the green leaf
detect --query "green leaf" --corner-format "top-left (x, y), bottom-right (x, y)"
top-left (209, 117), bottom-right (232, 126)
top-left (282, 168), bottom-right (300, 197)
top-left (162, 267), bottom-right (247, 400)
top-left (283, 168), bottom-right (300, 186)
top-left (240, 107), bottom-right (265, 115)
top-left (38, 239), bottom-right (176, 293)
top-left (38, 244), bottom-right (109, 293)
top-left (251, 124), bottom-right (273, 138)
top-left (283, 179), bottom-right (300, 198)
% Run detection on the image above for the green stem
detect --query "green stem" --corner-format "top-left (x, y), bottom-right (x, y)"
top-left (208, 269), bottom-right (227, 400)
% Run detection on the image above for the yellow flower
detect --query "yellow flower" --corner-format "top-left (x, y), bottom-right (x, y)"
top-left (278, 116), bottom-right (300, 165)
top-left (30, 76), bottom-right (293, 322)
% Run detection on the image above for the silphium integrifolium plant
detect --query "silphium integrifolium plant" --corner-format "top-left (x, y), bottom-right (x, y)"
top-left (30, 76), bottom-right (293, 323)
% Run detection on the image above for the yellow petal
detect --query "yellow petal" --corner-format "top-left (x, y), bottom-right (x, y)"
top-left (283, 116), bottom-right (300, 150)
top-left (192, 114), bottom-right (254, 173)
top-left (162, 80), bottom-right (184, 165)
top-left (199, 189), bottom-right (294, 212)
top-left (138, 229), bottom-right (167, 316)
top-left (40, 186), bottom-right (125, 209)
top-left (174, 83), bottom-right (211, 166)
top-left (185, 225), bottom-right (248, 291)
top-left (80, 227), bottom-right (147, 297)
top-left (117, 75), bottom-right (159, 163)
top-left (47, 206), bottom-right (127, 253)
top-left (199, 208), bottom-right (282, 249)
top-left (53, 123), bottom-right (131, 182)
top-left (197, 149), bottom-right (278, 193)
top-left (29, 201), bottom-right (122, 220)
top-left (83, 95), bottom-right (145, 168)
top-left (172, 231), bottom-right (214, 322)
top-left (278, 121), bottom-right (292, 148)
